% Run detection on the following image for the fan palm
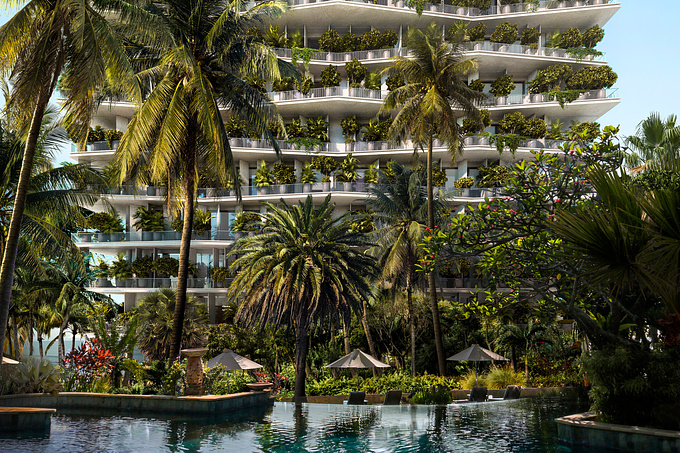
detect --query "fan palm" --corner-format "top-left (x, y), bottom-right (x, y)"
top-left (0, 0), bottom-right (133, 358)
top-left (114, 0), bottom-right (294, 361)
top-left (624, 112), bottom-right (680, 172)
top-left (366, 162), bottom-right (446, 376)
top-left (380, 22), bottom-right (487, 374)
top-left (494, 320), bottom-right (550, 387)
top-left (228, 196), bottom-right (378, 400)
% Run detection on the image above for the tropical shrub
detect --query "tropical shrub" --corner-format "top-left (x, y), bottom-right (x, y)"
top-left (498, 111), bottom-right (525, 134)
top-left (4, 357), bottom-right (61, 395)
top-left (380, 29), bottom-right (398, 48)
top-left (466, 22), bottom-right (486, 41)
top-left (153, 257), bottom-right (179, 277)
top-left (272, 162), bottom-right (297, 185)
top-left (554, 27), bottom-right (582, 49)
top-left (340, 32), bottom-right (360, 52)
top-left (103, 129), bottom-right (123, 148)
top-left (311, 155), bottom-right (339, 178)
top-left (341, 117), bottom-right (361, 138)
top-left (306, 116), bottom-right (329, 141)
top-left (335, 153), bottom-right (359, 182)
top-left (582, 25), bottom-right (604, 49)
top-left (433, 166), bottom-right (448, 187)
top-left (345, 58), bottom-right (367, 87)
top-left (133, 206), bottom-right (165, 232)
top-left (62, 338), bottom-right (114, 392)
top-left (364, 71), bottom-right (381, 90)
top-left (386, 74), bottom-right (405, 92)
top-left (462, 109), bottom-right (491, 135)
top-left (286, 119), bottom-right (307, 138)
top-left (568, 121), bottom-right (601, 141)
top-left (86, 211), bottom-right (124, 234)
top-left (411, 386), bottom-right (453, 405)
top-left (364, 164), bottom-right (379, 184)
top-left (454, 176), bottom-right (475, 189)
top-left (489, 74), bottom-right (515, 97)
top-left (490, 22), bottom-right (518, 44)
top-left (360, 29), bottom-right (381, 50)
top-left (88, 125), bottom-right (105, 142)
top-left (132, 255), bottom-right (154, 278)
top-left (225, 115), bottom-right (247, 137)
top-left (231, 211), bottom-right (262, 232)
top-left (520, 117), bottom-right (548, 139)
top-left (110, 253), bottom-right (132, 281)
top-left (528, 64), bottom-right (573, 94)
top-left (254, 161), bottom-right (274, 187)
top-left (204, 364), bottom-right (256, 394)
top-left (460, 370), bottom-right (488, 390)
top-left (320, 65), bottom-right (341, 87)
top-left (486, 366), bottom-right (525, 389)
top-left (520, 27), bottom-right (540, 48)
top-left (300, 163), bottom-right (317, 184)
top-left (467, 78), bottom-right (485, 92)
top-left (566, 65), bottom-right (618, 91)
top-left (295, 77), bottom-right (313, 95)
top-left (271, 77), bottom-right (294, 92)
top-left (477, 164), bottom-right (509, 187)
top-left (318, 29), bottom-right (341, 52)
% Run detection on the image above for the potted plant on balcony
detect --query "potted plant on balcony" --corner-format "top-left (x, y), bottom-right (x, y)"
top-left (364, 164), bottom-right (378, 189)
top-left (490, 74), bottom-right (515, 105)
top-left (454, 176), bottom-right (475, 197)
top-left (86, 211), bottom-right (124, 242)
top-left (209, 267), bottom-right (231, 288)
top-left (490, 21), bottom-right (518, 47)
top-left (300, 163), bottom-right (317, 193)
top-left (103, 129), bottom-right (123, 150)
top-left (94, 259), bottom-right (110, 287)
top-left (520, 27), bottom-right (540, 54)
top-left (362, 119), bottom-right (383, 150)
top-left (466, 23), bottom-right (486, 49)
top-left (153, 257), bottom-right (178, 287)
top-left (433, 166), bottom-right (448, 191)
top-left (341, 116), bottom-right (361, 143)
top-left (110, 253), bottom-right (132, 288)
top-left (132, 255), bottom-right (154, 288)
top-left (345, 58), bottom-right (367, 89)
top-left (254, 161), bottom-right (274, 195)
top-left (311, 155), bottom-right (338, 191)
top-left (133, 206), bottom-right (164, 241)
top-left (226, 172), bottom-right (245, 197)
top-left (335, 153), bottom-right (359, 191)
top-left (193, 209), bottom-right (212, 239)
top-left (320, 65), bottom-right (341, 95)
top-left (272, 162), bottom-right (296, 194)
top-left (231, 211), bottom-right (261, 239)
top-left (520, 117), bottom-right (548, 148)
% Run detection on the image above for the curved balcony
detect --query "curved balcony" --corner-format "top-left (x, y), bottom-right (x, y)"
top-left (270, 86), bottom-right (383, 102)
top-left (345, 136), bottom-right (565, 153)
top-left (88, 277), bottom-right (231, 290)
top-left (463, 41), bottom-right (605, 62)
top-left (73, 229), bottom-right (234, 244)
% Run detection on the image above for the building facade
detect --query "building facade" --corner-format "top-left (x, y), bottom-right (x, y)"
top-left (69, 0), bottom-right (621, 321)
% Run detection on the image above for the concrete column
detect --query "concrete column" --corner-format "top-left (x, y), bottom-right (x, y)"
top-left (208, 294), bottom-right (217, 324)
top-left (124, 293), bottom-right (136, 312)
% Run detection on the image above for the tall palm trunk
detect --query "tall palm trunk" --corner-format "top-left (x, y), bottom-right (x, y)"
top-left (170, 133), bottom-right (197, 361)
top-left (37, 325), bottom-right (44, 358)
top-left (426, 136), bottom-right (447, 375)
top-left (406, 262), bottom-right (416, 377)
top-left (58, 299), bottom-right (73, 364)
top-left (294, 321), bottom-right (309, 402)
top-left (342, 317), bottom-right (351, 354)
top-left (0, 88), bottom-right (51, 360)
top-left (361, 300), bottom-right (378, 376)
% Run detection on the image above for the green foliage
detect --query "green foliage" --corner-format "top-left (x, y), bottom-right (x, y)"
top-left (110, 252), bottom-right (132, 281)
top-left (568, 121), bottom-right (601, 141)
top-left (286, 119), bottom-right (307, 139)
top-left (305, 371), bottom-right (459, 396)
top-left (345, 58), bottom-right (367, 87)
top-left (86, 211), bottom-right (124, 234)
top-left (193, 209), bottom-right (212, 235)
top-left (320, 65), bottom-right (341, 87)
top-left (272, 77), bottom-right (294, 92)
top-left (153, 257), bottom-right (179, 277)
top-left (584, 346), bottom-right (680, 430)
top-left (245, 74), bottom-right (266, 94)
top-left (566, 65), bottom-right (618, 91)
top-left (380, 29), bottom-right (398, 48)
top-left (340, 32), bottom-right (360, 52)
top-left (411, 386), bottom-right (453, 404)
top-left (336, 153), bottom-right (359, 182)
top-left (306, 116), bottom-right (329, 142)
top-left (433, 166), bottom-right (448, 187)
top-left (341, 117), bottom-right (361, 138)
top-left (272, 162), bottom-right (297, 185)
top-left (631, 170), bottom-right (680, 191)
top-left (520, 117), bottom-right (548, 139)
top-left (477, 163), bottom-right (509, 188)
top-left (300, 163), bottom-right (317, 184)
top-left (466, 22), bottom-right (486, 41)
top-left (553, 27), bottom-right (582, 49)
top-left (203, 364), bottom-right (256, 394)
top-left (288, 29), bottom-right (303, 48)
top-left (489, 133), bottom-right (522, 156)
top-left (490, 74), bottom-right (516, 97)
top-left (486, 366), bottom-right (525, 389)
top-left (254, 161), bottom-right (274, 188)
top-left (467, 78), bottom-right (485, 92)
top-left (362, 119), bottom-right (390, 141)
top-left (454, 176), bottom-right (475, 189)
top-left (224, 115), bottom-right (247, 137)
top-left (490, 22), bottom-right (518, 44)
top-left (160, 359), bottom-right (187, 395)
top-left (528, 64), bottom-right (573, 94)
top-left (360, 29), bottom-right (382, 51)
top-left (103, 129), bottom-right (123, 148)
top-left (318, 29), bottom-right (341, 52)
top-left (295, 77), bottom-right (313, 95)
top-left (88, 125), bottom-right (105, 143)
top-left (462, 109), bottom-right (491, 135)
top-left (4, 357), bottom-right (61, 395)
top-left (460, 370), bottom-right (487, 390)
top-left (290, 47), bottom-right (314, 72)
top-left (582, 25), bottom-right (604, 49)
top-left (520, 27), bottom-right (540, 47)
top-left (363, 164), bottom-right (379, 184)
top-left (131, 255), bottom-right (154, 278)
top-left (386, 74), bottom-right (405, 92)
top-left (364, 71), bottom-right (382, 90)
top-left (209, 267), bottom-right (231, 283)
top-left (231, 211), bottom-right (261, 232)
top-left (498, 111), bottom-right (525, 134)
top-left (133, 206), bottom-right (165, 232)
top-left (311, 155), bottom-right (339, 176)
top-left (547, 120), bottom-right (565, 140)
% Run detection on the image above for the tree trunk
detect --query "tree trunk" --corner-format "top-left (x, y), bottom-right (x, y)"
top-left (342, 317), bottom-right (351, 355)
top-left (72, 329), bottom-right (76, 351)
top-left (361, 300), bottom-right (378, 377)
top-left (169, 132), bottom-right (197, 361)
top-left (426, 136), bottom-right (447, 375)
top-left (37, 325), bottom-right (44, 358)
top-left (293, 322), bottom-right (309, 402)
top-left (407, 276), bottom-right (416, 377)
top-left (0, 88), bottom-right (51, 361)
top-left (28, 310), bottom-right (34, 356)
top-left (58, 300), bottom-right (73, 365)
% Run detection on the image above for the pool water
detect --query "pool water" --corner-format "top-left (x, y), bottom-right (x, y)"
top-left (3, 398), bottom-right (592, 452)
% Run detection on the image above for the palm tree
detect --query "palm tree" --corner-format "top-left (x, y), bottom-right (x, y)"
top-left (366, 162), bottom-right (446, 376)
top-left (624, 112), bottom-right (680, 172)
top-left (494, 320), bottom-right (550, 387)
top-left (136, 288), bottom-right (207, 362)
top-left (380, 22), bottom-right (487, 374)
top-left (114, 0), bottom-right (294, 361)
top-left (228, 196), bottom-right (378, 401)
top-left (0, 0), bottom-right (133, 358)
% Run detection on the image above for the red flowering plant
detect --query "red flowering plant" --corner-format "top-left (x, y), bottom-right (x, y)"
top-left (417, 127), bottom-right (631, 346)
top-left (253, 371), bottom-right (270, 383)
top-left (62, 338), bottom-right (115, 391)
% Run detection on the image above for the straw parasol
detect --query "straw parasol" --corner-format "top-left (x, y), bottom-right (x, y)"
top-left (447, 344), bottom-right (509, 385)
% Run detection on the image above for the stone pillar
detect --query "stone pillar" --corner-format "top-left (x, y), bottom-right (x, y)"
top-left (181, 348), bottom-right (208, 395)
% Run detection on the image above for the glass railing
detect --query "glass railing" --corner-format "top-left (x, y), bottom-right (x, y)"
top-left (482, 88), bottom-right (618, 107)
top-left (88, 277), bottom-right (233, 289)
top-left (273, 47), bottom-right (402, 62)
top-left (73, 230), bottom-right (234, 243)
top-left (286, 0), bottom-right (613, 16)
top-left (463, 41), bottom-right (605, 61)
top-left (270, 86), bottom-right (383, 101)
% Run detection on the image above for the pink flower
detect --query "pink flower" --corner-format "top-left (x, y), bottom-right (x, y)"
top-left (555, 198), bottom-right (561, 203)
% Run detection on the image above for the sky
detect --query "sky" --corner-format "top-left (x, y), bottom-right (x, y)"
top-left (2, 1), bottom-right (675, 163)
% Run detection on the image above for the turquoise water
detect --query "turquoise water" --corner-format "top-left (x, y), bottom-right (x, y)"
top-left (3, 398), bottom-right (591, 452)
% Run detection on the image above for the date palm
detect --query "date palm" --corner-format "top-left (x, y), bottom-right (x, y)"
top-left (381, 22), bottom-right (487, 374)
top-left (228, 196), bottom-right (378, 401)
top-left (114, 0), bottom-right (294, 361)
top-left (366, 162), bottom-right (446, 376)
top-left (624, 112), bottom-right (680, 172)
top-left (0, 0), bottom-right (134, 359)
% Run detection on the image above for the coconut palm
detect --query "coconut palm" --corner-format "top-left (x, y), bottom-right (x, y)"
top-left (366, 162), bottom-right (446, 376)
top-left (380, 22), bottom-right (487, 374)
top-left (136, 288), bottom-right (207, 362)
top-left (228, 196), bottom-right (378, 400)
top-left (114, 0), bottom-right (294, 361)
top-left (624, 112), bottom-right (680, 172)
top-left (0, 0), bottom-right (133, 358)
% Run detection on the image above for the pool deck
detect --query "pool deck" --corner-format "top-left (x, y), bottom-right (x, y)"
top-left (0, 391), bottom-right (273, 416)
top-left (0, 406), bottom-right (55, 432)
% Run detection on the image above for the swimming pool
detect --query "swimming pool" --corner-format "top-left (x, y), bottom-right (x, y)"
top-left (3, 398), bottom-right (591, 452)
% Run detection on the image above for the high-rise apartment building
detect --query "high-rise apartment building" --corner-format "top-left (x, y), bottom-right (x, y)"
top-left (70, 0), bottom-right (620, 321)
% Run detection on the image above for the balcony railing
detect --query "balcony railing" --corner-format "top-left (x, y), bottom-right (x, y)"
top-left (273, 47), bottom-right (402, 62)
top-left (89, 277), bottom-right (232, 289)
top-left (483, 88), bottom-right (617, 107)
top-left (270, 86), bottom-right (383, 101)
top-left (462, 41), bottom-right (605, 61)
top-left (73, 229), bottom-right (234, 243)
top-left (286, 0), bottom-right (613, 16)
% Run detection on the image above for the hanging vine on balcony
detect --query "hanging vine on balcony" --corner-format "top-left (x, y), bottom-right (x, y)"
top-left (489, 134), bottom-right (522, 157)
top-left (291, 47), bottom-right (314, 72)
top-left (565, 47), bottom-right (604, 62)
top-left (288, 137), bottom-right (323, 152)
top-left (547, 89), bottom-right (585, 108)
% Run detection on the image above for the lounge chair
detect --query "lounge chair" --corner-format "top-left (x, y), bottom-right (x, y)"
top-left (469, 386), bottom-right (487, 402)
top-left (503, 385), bottom-right (522, 400)
top-left (382, 390), bottom-right (402, 405)
top-left (345, 391), bottom-right (366, 405)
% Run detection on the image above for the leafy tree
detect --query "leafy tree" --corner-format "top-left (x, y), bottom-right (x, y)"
top-left (228, 196), bottom-right (378, 400)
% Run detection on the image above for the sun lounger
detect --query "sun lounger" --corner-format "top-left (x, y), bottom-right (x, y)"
top-left (469, 386), bottom-right (488, 402)
top-left (383, 390), bottom-right (402, 405)
top-left (345, 391), bottom-right (366, 405)
top-left (503, 385), bottom-right (522, 400)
